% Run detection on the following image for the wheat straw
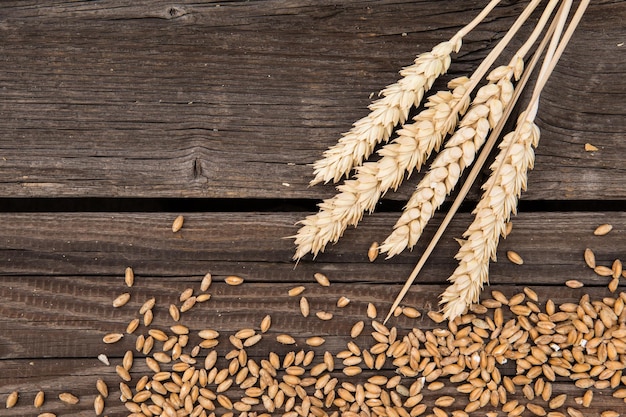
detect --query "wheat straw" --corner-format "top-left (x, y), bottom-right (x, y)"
top-left (309, 0), bottom-right (502, 185)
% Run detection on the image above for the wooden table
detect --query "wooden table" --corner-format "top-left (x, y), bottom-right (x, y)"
top-left (1, 1), bottom-right (624, 416)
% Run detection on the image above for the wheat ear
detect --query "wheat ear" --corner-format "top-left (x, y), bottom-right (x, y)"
top-left (440, 0), bottom-right (589, 320)
top-left (291, 77), bottom-right (471, 261)
top-left (293, 0), bottom-right (542, 261)
top-left (308, 0), bottom-right (502, 186)
top-left (379, 0), bottom-right (560, 258)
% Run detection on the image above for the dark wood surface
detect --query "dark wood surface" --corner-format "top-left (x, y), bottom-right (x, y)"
top-left (1, 1), bottom-right (625, 416)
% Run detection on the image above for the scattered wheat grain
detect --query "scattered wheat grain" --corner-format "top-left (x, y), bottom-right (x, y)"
top-left (113, 292), bottom-right (131, 307)
top-left (594, 224), bottom-right (613, 236)
top-left (337, 296), bottom-right (350, 307)
top-left (59, 392), bottom-right (79, 405)
top-left (316, 311), bottom-right (333, 320)
top-left (565, 280), bottom-right (584, 289)
top-left (103, 333), bottom-right (124, 344)
top-left (367, 303), bottom-right (377, 319)
top-left (313, 272), bottom-right (331, 287)
top-left (225, 275), bottom-right (244, 285)
top-left (507, 250), bottom-right (524, 265)
top-left (172, 215), bottom-right (184, 232)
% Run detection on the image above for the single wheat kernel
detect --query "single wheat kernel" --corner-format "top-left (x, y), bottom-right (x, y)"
top-left (337, 296), bottom-right (350, 308)
top-left (428, 381), bottom-right (445, 391)
top-left (167, 304), bottom-right (180, 322)
top-left (123, 350), bottom-right (134, 371)
top-left (34, 391), bottom-right (44, 408)
top-left (125, 318), bottom-right (140, 334)
top-left (314, 272), bottom-right (330, 287)
top-left (402, 306), bottom-right (421, 318)
top-left (434, 396), bottom-right (455, 407)
top-left (507, 250), bottom-right (524, 265)
top-left (201, 272), bottom-right (212, 291)
top-left (343, 366), bottom-right (362, 376)
top-left (306, 337), bottom-right (325, 347)
top-left (37, 414), bottom-right (56, 417)
top-left (198, 329), bottom-right (219, 339)
top-left (113, 292), bottom-right (131, 308)
top-left (196, 293), bottom-right (211, 302)
top-left (584, 248), bottom-right (596, 269)
top-left (288, 286), bottom-right (305, 297)
top-left (94, 394), bottom-right (104, 415)
top-left (367, 303), bottom-right (377, 319)
top-left (582, 389), bottom-right (593, 407)
top-left (96, 379), bottom-right (108, 398)
top-left (260, 315), bottom-right (271, 333)
top-left (600, 412), bottom-right (620, 417)
top-left (124, 266), bottom-right (134, 287)
top-left (179, 287), bottom-right (193, 302)
top-left (316, 311), bottom-right (333, 320)
top-left (58, 392), bottom-right (79, 405)
top-left (595, 265), bottom-right (613, 277)
top-left (277, 334), bottom-right (296, 345)
top-left (225, 275), bottom-right (244, 285)
top-left (427, 311), bottom-right (445, 323)
top-left (300, 297), bottom-right (310, 317)
top-left (143, 309), bottom-right (153, 326)
top-left (5, 391), bottom-right (18, 408)
top-left (368, 242), bottom-right (379, 262)
top-left (171, 324), bottom-right (189, 335)
top-left (609, 278), bottom-right (619, 293)
top-left (103, 333), bottom-right (123, 344)
top-left (549, 394), bottom-right (567, 409)
top-left (139, 297), bottom-right (155, 314)
top-left (148, 329), bottom-right (168, 342)
top-left (172, 215), bottom-right (184, 232)
top-left (351, 321), bottom-right (364, 338)
top-left (594, 223), bottom-right (613, 236)
top-left (565, 280), bottom-right (584, 289)
top-left (612, 259), bottom-right (623, 279)
top-left (116, 365), bottom-right (131, 381)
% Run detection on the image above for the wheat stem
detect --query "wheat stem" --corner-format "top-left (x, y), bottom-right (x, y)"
top-left (308, 1), bottom-right (504, 186)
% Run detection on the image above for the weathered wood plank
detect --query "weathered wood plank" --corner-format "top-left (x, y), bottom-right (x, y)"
top-left (0, 211), bottom-right (624, 360)
top-left (0, 278), bottom-right (622, 360)
top-left (1, 211), bottom-right (623, 279)
top-left (0, 1), bottom-right (623, 199)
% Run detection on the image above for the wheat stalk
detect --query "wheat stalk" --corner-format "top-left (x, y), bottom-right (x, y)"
top-left (440, 0), bottom-right (589, 320)
top-left (379, 0), bottom-right (560, 259)
top-left (292, 77), bottom-right (471, 261)
top-left (308, 0), bottom-right (502, 186)
top-left (293, 0), bottom-right (543, 262)
top-left (378, 64), bottom-right (517, 258)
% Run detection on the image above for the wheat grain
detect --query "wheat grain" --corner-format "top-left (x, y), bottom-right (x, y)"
top-left (59, 392), bottom-right (79, 405)
top-left (125, 266), bottom-right (134, 287)
top-left (172, 215), bottom-right (184, 232)
top-left (103, 333), bottom-right (124, 344)
top-left (594, 223), bottom-right (613, 236)
top-left (34, 390), bottom-right (44, 408)
top-left (113, 292), bottom-right (131, 308)
top-left (225, 275), bottom-right (244, 285)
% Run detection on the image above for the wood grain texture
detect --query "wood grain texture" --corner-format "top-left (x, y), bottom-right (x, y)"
top-left (0, 0), bottom-right (623, 199)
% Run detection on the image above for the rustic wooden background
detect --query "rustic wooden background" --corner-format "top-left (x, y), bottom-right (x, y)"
top-left (0, 1), bottom-right (624, 416)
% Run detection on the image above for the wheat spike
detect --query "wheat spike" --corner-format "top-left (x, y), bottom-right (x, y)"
top-left (439, 0), bottom-right (589, 320)
top-left (440, 114), bottom-right (539, 319)
top-left (292, 77), bottom-right (471, 261)
top-left (379, 60), bottom-right (520, 258)
top-left (309, 40), bottom-right (458, 186)
top-left (309, 0), bottom-right (503, 185)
